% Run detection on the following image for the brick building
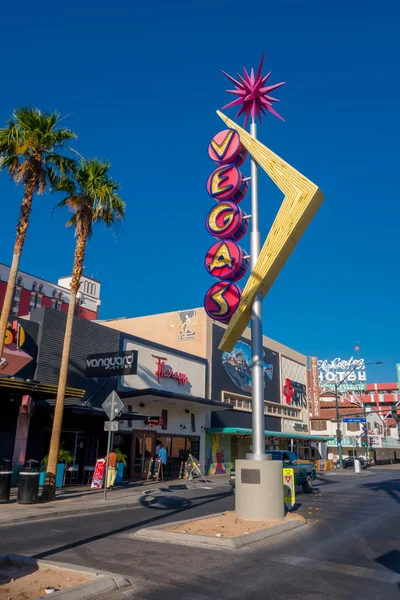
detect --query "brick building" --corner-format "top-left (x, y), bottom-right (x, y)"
top-left (0, 263), bottom-right (101, 321)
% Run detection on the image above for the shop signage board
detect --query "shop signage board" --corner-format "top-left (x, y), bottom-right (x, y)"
top-left (318, 357), bottom-right (367, 391)
top-left (91, 459), bottom-right (106, 489)
top-left (343, 417), bottom-right (366, 423)
top-left (283, 468), bottom-right (295, 509)
top-left (145, 416), bottom-right (163, 427)
top-left (104, 421), bottom-right (118, 431)
top-left (86, 350), bottom-right (138, 377)
top-left (120, 338), bottom-right (206, 398)
top-left (147, 458), bottom-right (162, 481)
top-left (307, 356), bottom-right (320, 418)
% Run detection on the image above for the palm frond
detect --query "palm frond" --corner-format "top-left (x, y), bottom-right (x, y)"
top-left (0, 106), bottom-right (78, 188)
top-left (56, 158), bottom-right (125, 240)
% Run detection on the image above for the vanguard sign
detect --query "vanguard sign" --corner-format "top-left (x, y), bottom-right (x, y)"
top-left (318, 357), bottom-right (366, 390)
top-left (86, 351), bottom-right (138, 378)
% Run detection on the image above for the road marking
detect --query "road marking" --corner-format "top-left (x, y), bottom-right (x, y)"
top-left (268, 554), bottom-right (399, 584)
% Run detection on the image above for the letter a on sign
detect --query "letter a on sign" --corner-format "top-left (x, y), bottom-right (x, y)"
top-left (283, 468), bottom-right (295, 509)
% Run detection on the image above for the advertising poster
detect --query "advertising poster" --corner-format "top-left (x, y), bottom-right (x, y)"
top-left (211, 324), bottom-right (280, 403)
top-left (91, 458), bottom-right (106, 489)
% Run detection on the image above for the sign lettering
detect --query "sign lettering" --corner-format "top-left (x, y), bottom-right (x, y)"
top-left (145, 416), bottom-right (163, 427)
top-left (152, 354), bottom-right (188, 386)
top-left (282, 378), bottom-right (307, 409)
top-left (86, 351), bottom-right (138, 377)
top-left (318, 357), bottom-right (367, 391)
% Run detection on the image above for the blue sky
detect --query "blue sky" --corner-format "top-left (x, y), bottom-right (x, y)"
top-left (0, 0), bottom-right (398, 383)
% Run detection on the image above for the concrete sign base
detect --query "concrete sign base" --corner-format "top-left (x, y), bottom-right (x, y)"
top-left (235, 459), bottom-right (284, 521)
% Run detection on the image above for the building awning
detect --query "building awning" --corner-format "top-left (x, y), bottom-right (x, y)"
top-left (206, 427), bottom-right (334, 441)
top-left (0, 376), bottom-right (85, 400)
top-left (119, 388), bottom-right (233, 412)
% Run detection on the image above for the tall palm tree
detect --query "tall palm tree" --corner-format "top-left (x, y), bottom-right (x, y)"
top-left (42, 159), bottom-right (125, 500)
top-left (0, 107), bottom-right (77, 359)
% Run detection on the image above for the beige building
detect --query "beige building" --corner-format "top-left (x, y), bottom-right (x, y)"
top-left (100, 308), bottom-right (328, 473)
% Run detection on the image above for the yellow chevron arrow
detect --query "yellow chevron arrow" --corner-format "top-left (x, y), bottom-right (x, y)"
top-left (216, 111), bottom-right (324, 352)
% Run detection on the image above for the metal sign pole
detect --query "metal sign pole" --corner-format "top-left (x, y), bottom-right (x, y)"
top-left (104, 429), bottom-right (111, 502)
top-left (103, 394), bottom-right (115, 502)
top-left (248, 121), bottom-right (266, 462)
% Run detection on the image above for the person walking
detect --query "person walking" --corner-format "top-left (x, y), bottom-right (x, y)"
top-left (158, 443), bottom-right (167, 480)
top-left (106, 448), bottom-right (117, 489)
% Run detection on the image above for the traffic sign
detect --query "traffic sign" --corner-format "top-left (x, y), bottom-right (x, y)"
top-left (104, 421), bottom-right (118, 432)
top-left (101, 391), bottom-right (124, 421)
top-left (283, 468), bottom-right (295, 509)
top-left (342, 417), bottom-right (366, 423)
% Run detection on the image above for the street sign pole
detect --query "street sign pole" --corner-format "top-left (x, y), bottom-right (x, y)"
top-left (102, 391), bottom-right (124, 502)
top-left (104, 429), bottom-right (112, 502)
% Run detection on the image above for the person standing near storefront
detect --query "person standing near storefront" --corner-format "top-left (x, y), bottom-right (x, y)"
top-left (158, 443), bottom-right (167, 479)
top-left (106, 448), bottom-right (117, 489)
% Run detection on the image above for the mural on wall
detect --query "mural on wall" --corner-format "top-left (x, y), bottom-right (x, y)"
top-left (0, 321), bottom-right (35, 376)
top-left (206, 434), bottom-right (232, 475)
top-left (222, 340), bottom-right (274, 394)
top-left (212, 324), bottom-right (280, 403)
top-left (178, 310), bottom-right (197, 341)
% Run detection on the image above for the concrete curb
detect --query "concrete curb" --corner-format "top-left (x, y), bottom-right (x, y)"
top-left (133, 512), bottom-right (306, 550)
top-left (0, 554), bottom-right (133, 600)
top-left (1, 481), bottom-right (225, 527)
top-left (0, 498), bottom-right (142, 527)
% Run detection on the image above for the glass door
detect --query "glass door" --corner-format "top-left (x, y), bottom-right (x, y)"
top-left (132, 431), bottom-right (155, 478)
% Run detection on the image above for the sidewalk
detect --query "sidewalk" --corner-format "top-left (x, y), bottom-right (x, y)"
top-left (0, 475), bottom-right (230, 527)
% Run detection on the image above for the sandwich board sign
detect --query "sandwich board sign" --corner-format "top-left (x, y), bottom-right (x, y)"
top-left (283, 468), bottom-right (295, 509)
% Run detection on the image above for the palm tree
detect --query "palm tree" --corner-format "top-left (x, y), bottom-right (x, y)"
top-left (0, 107), bottom-right (77, 359)
top-left (42, 159), bottom-right (125, 500)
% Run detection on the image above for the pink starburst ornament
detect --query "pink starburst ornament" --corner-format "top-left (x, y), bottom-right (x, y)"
top-left (221, 54), bottom-right (286, 129)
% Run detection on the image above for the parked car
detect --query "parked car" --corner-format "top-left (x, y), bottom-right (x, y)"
top-left (229, 450), bottom-right (316, 494)
top-left (343, 457), bottom-right (367, 469)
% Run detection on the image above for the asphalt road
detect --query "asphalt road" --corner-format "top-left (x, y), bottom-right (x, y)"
top-left (1, 471), bottom-right (399, 599)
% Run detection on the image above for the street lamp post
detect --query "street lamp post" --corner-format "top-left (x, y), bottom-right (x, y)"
top-left (334, 361), bottom-right (383, 469)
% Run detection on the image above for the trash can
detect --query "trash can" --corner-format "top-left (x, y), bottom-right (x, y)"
top-left (0, 459), bottom-right (12, 503)
top-left (17, 459), bottom-right (40, 504)
top-left (354, 459), bottom-right (361, 473)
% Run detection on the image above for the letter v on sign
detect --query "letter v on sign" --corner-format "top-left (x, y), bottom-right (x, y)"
top-left (210, 130), bottom-right (234, 159)
top-left (216, 111), bottom-right (324, 352)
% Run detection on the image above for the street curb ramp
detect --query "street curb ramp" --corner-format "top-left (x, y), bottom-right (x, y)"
top-left (0, 554), bottom-right (133, 599)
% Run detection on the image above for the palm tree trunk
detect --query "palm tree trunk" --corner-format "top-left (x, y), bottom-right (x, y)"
top-left (0, 183), bottom-right (36, 359)
top-left (42, 229), bottom-right (88, 501)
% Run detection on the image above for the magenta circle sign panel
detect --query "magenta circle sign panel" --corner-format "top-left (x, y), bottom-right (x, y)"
top-left (205, 240), bottom-right (248, 282)
top-left (208, 129), bottom-right (248, 167)
top-left (206, 164), bottom-right (248, 203)
top-left (205, 201), bottom-right (248, 241)
top-left (204, 127), bottom-right (249, 324)
top-left (204, 281), bottom-right (242, 323)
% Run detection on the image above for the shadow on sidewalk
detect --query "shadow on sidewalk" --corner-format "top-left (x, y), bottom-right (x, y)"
top-left (33, 489), bottom-right (232, 560)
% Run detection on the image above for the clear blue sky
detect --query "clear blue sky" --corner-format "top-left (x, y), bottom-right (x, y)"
top-left (0, 0), bottom-right (398, 383)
